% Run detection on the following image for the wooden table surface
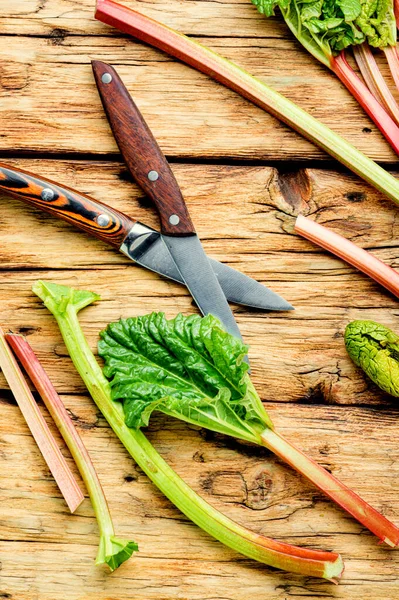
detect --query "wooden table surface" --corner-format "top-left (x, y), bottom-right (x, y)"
top-left (2, 2), bottom-right (399, 599)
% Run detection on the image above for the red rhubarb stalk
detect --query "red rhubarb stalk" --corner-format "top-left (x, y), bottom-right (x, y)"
top-left (0, 327), bottom-right (84, 512)
top-left (5, 333), bottom-right (137, 571)
top-left (94, 0), bottom-right (399, 207)
top-left (353, 44), bottom-right (399, 126)
top-left (332, 52), bottom-right (399, 153)
top-left (261, 428), bottom-right (399, 547)
top-left (295, 214), bottom-right (399, 299)
top-left (384, 45), bottom-right (399, 94)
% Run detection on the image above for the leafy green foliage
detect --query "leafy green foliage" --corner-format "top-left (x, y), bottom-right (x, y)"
top-left (345, 320), bottom-right (399, 396)
top-left (97, 536), bottom-right (138, 572)
top-left (99, 313), bottom-right (273, 443)
top-left (251, 0), bottom-right (396, 60)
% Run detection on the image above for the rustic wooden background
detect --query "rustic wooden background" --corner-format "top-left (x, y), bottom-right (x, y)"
top-left (1, 1), bottom-right (399, 599)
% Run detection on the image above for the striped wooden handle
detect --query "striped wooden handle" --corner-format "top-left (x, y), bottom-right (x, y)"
top-left (0, 162), bottom-right (135, 248)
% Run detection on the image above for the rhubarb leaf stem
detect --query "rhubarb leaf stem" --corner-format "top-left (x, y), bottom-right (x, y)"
top-left (261, 428), bottom-right (399, 547)
top-left (32, 280), bottom-right (344, 581)
top-left (332, 52), bottom-right (399, 153)
top-left (5, 333), bottom-right (137, 571)
top-left (384, 45), bottom-right (399, 93)
top-left (353, 44), bottom-right (399, 126)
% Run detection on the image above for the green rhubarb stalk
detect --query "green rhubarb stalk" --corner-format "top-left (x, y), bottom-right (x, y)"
top-left (251, 0), bottom-right (399, 153)
top-left (5, 333), bottom-right (136, 572)
top-left (32, 280), bottom-right (344, 582)
top-left (96, 0), bottom-right (399, 205)
top-left (97, 310), bottom-right (399, 548)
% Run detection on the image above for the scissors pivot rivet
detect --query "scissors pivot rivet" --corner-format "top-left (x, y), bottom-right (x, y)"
top-left (169, 214), bottom-right (180, 226)
top-left (41, 188), bottom-right (55, 201)
top-left (148, 170), bottom-right (159, 182)
top-left (101, 73), bottom-right (113, 84)
top-left (96, 213), bottom-right (111, 227)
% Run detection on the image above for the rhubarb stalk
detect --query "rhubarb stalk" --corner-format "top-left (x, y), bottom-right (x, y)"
top-left (294, 214), bottom-right (399, 299)
top-left (384, 45), bottom-right (399, 93)
top-left (32, 280), bottom-right (344, 582)
top-left (352, 44), bottom-right (399, 126)
top-left (5, 333), bottom-right (137, 571)
top-left (331, 52), bottom-right (399, 152)
top-left (0, 327), bottom-right (84, 513)
top-left (95, 0), bottom-right (399, 207)
top-left (97, 310), bottom-right (399, 548)
top-left (260, 428), bottom-right (399, 547)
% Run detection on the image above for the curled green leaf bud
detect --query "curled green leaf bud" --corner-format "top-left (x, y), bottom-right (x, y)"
top-left (345, 320), bottom-right (399, 396)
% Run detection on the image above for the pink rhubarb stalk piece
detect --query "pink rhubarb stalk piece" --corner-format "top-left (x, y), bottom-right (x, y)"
top-left (353, 44), bottom-right (399, 126)
top-left (332, 52), bottom-right (399, 155)
top-left (383, 46), bottom-right (399, 94)
top-left (261, 428), bottom-right (399, 547)
top-left (395, 0), bottom-right (399, 28)
top-left (5, 334), bottom-right (102, 505)
top-left (295, 214), bottom-right (399, 299)
top-left (0, 327), bottom-right (84, 512)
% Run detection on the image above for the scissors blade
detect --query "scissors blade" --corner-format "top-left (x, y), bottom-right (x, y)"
top-left (161, 233), bottom-right (244, 341)
top-left (121, 222), bottom-right (293, 310)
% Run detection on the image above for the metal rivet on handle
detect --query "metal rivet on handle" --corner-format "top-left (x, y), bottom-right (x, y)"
top-left (101, 73), bottom-right (113, 84)
top-left (148, 170), bottom-right (159, 182)
top-left (169, 214), bottom-right (180, 226)
top-left (41, 188), bottom-right (55, 201)
top-left (96, 214), bottom-right (111, 227)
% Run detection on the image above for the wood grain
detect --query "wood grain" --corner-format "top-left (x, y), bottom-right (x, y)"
top-left (0, 160), bottom-right (399, 600)
top-left (0, 158), bottom-right (398, 408)
top-left (0, 33), bottom-right (397, 161)
top-left (0, 161), bottom-right (135, 247)
top-left (2, 0), bottom-right (399, 595)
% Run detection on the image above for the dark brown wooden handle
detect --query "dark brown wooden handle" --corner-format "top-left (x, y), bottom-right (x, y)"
top-left (92, 60), bottom-right (195, 236)
top-left (0, 162), bottom-right (135, 248)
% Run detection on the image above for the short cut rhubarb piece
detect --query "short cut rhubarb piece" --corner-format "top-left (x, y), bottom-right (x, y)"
top-left (0, 327), bottom-right (84, 513)
top-left (295, 215), bottom-right (399, 299)
top-left (5, 333), bottom-right (137, 572)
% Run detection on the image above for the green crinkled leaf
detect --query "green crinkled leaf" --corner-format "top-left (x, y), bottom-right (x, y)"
top-left (251, 0), bottom-right (279, 16)
top-left (99, 313), bottom-right (273, 443)
top-left (337, 0), bottom-right (361, 21)
top-left (251, 0), bottom-right (395, 59)
top-left (345, 320), bottom-right (399, 397)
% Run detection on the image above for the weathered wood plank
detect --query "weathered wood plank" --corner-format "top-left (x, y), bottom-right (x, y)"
top-left (0, 0), bottom-right (283, 37)
top-left (0, 34), bottom-right (396, 161)
top-left (1, 396), bottom-right (399, 599)
top-left (0, 159), bottom-right (397, 406)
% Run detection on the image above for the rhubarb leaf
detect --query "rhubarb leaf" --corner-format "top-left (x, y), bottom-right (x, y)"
top-left (345, 320), bottom-right (399, 396)
top-left (251, 0), bottom-right (396, 59)
top-left (98, 313), bottom-right (273, 442)
top-left (34, 279), bottom-right (345, 580)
